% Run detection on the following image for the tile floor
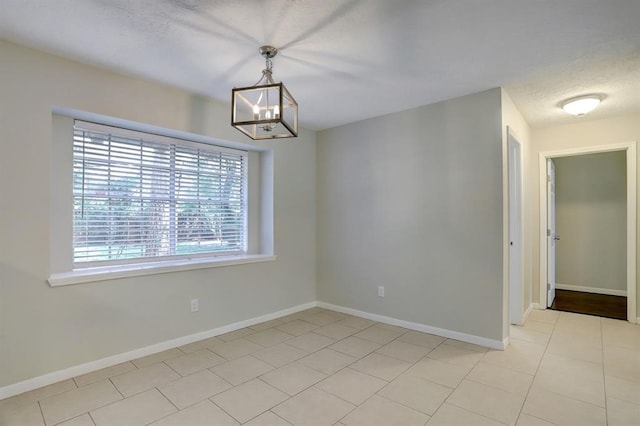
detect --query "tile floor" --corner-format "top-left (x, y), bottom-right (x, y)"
top-left (1, 307), bottom-right (639, 425)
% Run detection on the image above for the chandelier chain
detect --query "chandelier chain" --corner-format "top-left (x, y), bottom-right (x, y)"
top-left (252, 57), bottom-right (276, 87)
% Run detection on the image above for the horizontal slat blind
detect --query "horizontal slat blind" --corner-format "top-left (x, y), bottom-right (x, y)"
top-left (73, 122), bottom-right (247, 266)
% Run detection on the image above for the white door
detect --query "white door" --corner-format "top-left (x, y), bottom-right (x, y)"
top-left (508, 132), bottom-right (523, 324)
top-left (547, 159), bottom-right (557, 307)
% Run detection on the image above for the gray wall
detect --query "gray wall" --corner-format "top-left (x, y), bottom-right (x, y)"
top-left (0, 40), bottom-right (317, 388)
top-left (317, 89), bottom-right (505, 341)
top-left (554, 152), bottom-right (627, 293)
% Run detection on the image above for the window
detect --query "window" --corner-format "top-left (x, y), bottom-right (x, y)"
top-left (49, 112), bottom-right (274, 286)
top-left (72, 121), bottom-right (247, 267)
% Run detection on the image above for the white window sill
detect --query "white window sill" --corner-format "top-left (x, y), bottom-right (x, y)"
top-left (48, 254), bottom-right (277, 287)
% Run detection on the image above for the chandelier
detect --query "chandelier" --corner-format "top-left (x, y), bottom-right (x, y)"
top-left (231, 46), bottom-right (298, 140)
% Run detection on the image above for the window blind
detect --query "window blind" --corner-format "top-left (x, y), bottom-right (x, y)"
top-left (72, 121), bottom-right (247, 266)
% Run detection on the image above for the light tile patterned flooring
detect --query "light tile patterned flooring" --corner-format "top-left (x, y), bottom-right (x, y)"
top-left (1, 308), bottom-right (640, 425)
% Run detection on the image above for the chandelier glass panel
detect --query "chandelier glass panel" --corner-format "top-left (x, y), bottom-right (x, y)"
top-left (232, 46), bottom-right (298, 140)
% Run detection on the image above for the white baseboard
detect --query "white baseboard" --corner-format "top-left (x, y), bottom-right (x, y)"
top-left (1, 299), bottom-right (513, 400)
top-left (316, 302), bottom-right (508, 350)
top-left (510, 304), bottom-right (534, 326)
top-left (522, 304), bottom-right (534, 323)
top-left (0, 301), bottom-right (317, 400)
top-left (555, 283), bottom-right (627, 297)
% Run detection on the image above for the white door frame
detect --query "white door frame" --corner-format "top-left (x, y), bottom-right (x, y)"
top-left (508, 128), bottom-right (524, 325)
top-left (538, 142), bottom-right (637, 323)
top-left (546, 159), bottom-right (557, 307)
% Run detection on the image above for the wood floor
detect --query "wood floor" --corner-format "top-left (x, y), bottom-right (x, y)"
top-left (550, 289), bottom-right (627, 320)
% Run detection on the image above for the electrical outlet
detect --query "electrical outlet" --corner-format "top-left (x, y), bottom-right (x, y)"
top-left (377, 286), bottom-right (385, 297)
top-left (190, 298), bottom-right (199, 312)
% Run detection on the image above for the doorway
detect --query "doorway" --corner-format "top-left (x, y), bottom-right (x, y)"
top-left (539, 143), bottom-right (637, 323)
top-left (550, 152), bottom-right (628, 320)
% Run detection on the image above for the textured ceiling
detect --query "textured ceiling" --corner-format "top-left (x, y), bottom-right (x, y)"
top-left (1, 0), bottom-right (639, 130)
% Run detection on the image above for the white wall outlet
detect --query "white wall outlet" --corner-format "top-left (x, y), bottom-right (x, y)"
top-left (377, 286), bottom-right (385, 297)
top-left (190, 298), bottom-right (199, 312)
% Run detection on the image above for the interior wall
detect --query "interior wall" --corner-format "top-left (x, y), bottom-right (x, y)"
top-left (554, 152), bottom-right (627, 293)
top-left (531, 112), bottom-right (640, 312)
top-left (0, 40), bottom-right (317, 388)
top-left (501, 89), bottom-right (533, 328)
top-left (317, 88), bottom-right (505, 342)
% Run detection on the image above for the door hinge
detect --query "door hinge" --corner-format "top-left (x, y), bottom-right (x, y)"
top-left (547, 229), bottom-right (551, 237)
top-left (547, 283), bottom-right (551, 290)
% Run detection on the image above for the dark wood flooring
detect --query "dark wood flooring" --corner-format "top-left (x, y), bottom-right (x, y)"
top-left (550, 289), bottom-right (627, 320)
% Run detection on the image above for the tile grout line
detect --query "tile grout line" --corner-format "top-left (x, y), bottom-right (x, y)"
top-left (511, 310), bottom-right (559, 426)
top-left (208, 395), bottom-right (242, 425)
top-left (250, 318), bottom-right (348, 423)
top-left (108, 377), bottom-right (126, 400)
top-left (266, 409), bottom-right (294, 426)
top-left (36, 400), bottom-right (46, 426)
top-left (335, 335), bottom-right (452, 424)
top-left (259, 322), bottom-right (409, 425)
top-left (436, 340), bottom-right (500, 424)
top-left (17, 308), bottom-right (630, 426)
top-left (600, 318), bottom-right (608, 426)
top-left (154, 384), bottom-right (181, 413)
top-left (22, 315), bottom-right (307, 421)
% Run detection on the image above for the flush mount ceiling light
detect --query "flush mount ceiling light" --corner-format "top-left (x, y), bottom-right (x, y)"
top-left (231, 45), bottom-right (298, 140)
top-left (561, 95), bottom-right (602, 116)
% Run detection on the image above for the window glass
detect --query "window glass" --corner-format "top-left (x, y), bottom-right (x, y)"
top-left (72, 123), bottom-right (247, 266)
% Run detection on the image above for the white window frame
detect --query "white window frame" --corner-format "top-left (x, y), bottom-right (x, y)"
top-left (49, 109), bottom-right (275, 286)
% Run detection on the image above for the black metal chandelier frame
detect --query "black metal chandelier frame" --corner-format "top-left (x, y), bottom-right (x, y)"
top-left (231, 46), bottom-right (298, 140)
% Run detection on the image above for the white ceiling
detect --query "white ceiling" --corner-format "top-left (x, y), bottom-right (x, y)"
top-left (1, 0), bottom-right (639, 131)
